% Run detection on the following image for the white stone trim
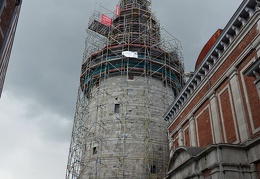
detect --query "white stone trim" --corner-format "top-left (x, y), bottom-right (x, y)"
top-left (229, 70), bottom-right (250, 142)
top-left (232, 25), bottom-right (240, 34)
top-left (217, 85), bottom-right (240, 144)
top-left (221, 42), bottom-right (228, 50)
top-left (178, 129), bottom-right (184, 146)
top-left (189, 117), bottom-right (197, 147)
top-left (238, 17), bottom-right (247, 26)
top-left (245, 7), bottom-right (254, 17)
top-left (209, 92), bottom-right (222, 143)
top-left (240, 58), bottom-right (260, 134)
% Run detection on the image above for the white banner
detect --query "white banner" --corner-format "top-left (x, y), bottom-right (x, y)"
top-left (122, 51), bottom-right (138, 58)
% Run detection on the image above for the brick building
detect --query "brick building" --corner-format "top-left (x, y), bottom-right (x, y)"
top-left (0, 0), bottom-right (22, 97)
top-left (164, 0), bottom-right (260, 178)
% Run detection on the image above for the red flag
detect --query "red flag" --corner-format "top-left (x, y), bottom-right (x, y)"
top-left (101, 14), bottom-right (112, 26)
top-left (116, 5), bottom-right (120, 16)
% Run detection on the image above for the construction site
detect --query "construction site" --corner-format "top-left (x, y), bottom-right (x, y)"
top-left (66, 0), bottom-right (184, 178)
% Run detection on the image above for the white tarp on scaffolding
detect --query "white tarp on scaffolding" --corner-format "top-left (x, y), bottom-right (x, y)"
top-left (122, 51), bottom-right (138, 58)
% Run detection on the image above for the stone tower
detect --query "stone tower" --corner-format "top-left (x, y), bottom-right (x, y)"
top-left (66, 0), bottom-right (184, 178)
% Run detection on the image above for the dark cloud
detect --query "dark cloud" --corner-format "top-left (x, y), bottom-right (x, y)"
top-left (0, 0), bottom-right (243, 178)
top-left (5, 0), bottom-right (91, 118)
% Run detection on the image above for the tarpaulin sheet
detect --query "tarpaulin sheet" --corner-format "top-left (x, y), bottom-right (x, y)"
top-left (101, 14), bottom-right (112, 26)
top-left (122, 51), bottom-right (138, 58)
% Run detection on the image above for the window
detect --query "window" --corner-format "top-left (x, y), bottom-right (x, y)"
top-left (96, 81), bottom-right (100, 87)
top-left (128, 75), bottom-right (134, 80)
top-left (244, 59), bottom-right (260, 99)
top-left (114, 104), bottom-right (120, 113)
top-left (15, 0), bottom-right (21, 6)
top-left (163, 81), bottom-right (167, 87)
top-left (150, 165), bottom-right (156, 174)
top-left (93, 147), bottom-right (97, 155)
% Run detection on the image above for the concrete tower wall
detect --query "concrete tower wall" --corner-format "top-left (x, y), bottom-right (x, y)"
top-left (81, 76), bottom-right (174, 178)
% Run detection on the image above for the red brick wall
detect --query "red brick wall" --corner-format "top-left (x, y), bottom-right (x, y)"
top-left (0, 0), bottom-right (16, 44)
top-left (195, 106), bottom-right (213, 147)
top-left (184, 127), bottom-right (190, 146)
top-left (173, 139), bottom-right (178, 149)
top-left (182, 122), bottom-right (190, 147)
top-left (218, 87), bottom-right (237, 143)
top-left (0, 35), bottom-right (3, 45)
top-left (202, 169), bottom-right (211, 179)
top-left (173, 133), bottom-right (178, 149)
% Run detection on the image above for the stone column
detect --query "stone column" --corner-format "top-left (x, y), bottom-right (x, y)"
top-left (178, 129), bottom-right (184, 146)
top-left (189, 117), bottom-right (197, 147)
top-left (209, 91), bottom-right (222, 143)
top-left (229, 70), bottom-right (249, 142)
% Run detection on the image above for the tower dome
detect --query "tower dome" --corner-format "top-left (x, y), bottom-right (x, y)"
top-left (195, 29), bottom-right (223, 70)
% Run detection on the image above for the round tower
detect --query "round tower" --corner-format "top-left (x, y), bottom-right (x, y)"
top-left (67, 0), bottom-right (184, 178)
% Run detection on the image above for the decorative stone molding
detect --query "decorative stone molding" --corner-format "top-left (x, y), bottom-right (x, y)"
top-left (202, 67), bottom-right (208, 74)
top-left (244, 58), bottom-right (260, 77)
top-left (238, 16), bottom-right (247, 26)
top-left (206, 61), bottom-right (213, 69)
top-left (221, 42), bottom-right (228, 50)
top-left (215, 49), bottom-right (222, 57)
top-left (197, 73), bottom-right (203, 81)
top-left (255, 0), bottom-right (260, 10)
top-left (207, 90), bottom-right (216, 99)
top-left (188, 87), bottom-right (193, 93)
top-left (232, 25), bottom-right (240, 34)
top-left (245, 7), bottom-right (254, 17)
top-left (226, 34), bottom-right (234, 42)
top-left (228, 68), bottom-right (239, 79)
top-left (211, 55), bottom-right (218, 63)
top-left (253, 70), bottom-right (260, 78)
top-left (195, 78), bottom-right (200, 84)
top-left (191, 82), bottom-right (196, 89)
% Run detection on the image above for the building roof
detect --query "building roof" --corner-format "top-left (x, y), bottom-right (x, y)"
top-left (195, 29), bottom-right (223, 70)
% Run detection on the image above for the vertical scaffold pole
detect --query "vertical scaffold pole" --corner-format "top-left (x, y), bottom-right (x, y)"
top-left (66, 87), bottom-right (88, 179)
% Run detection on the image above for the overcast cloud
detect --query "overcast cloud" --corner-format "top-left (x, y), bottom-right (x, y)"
top-left (0, 0), bottom-right (242, 179)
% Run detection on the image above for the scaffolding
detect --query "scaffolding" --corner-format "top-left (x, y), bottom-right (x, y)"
top-left (66, 0), bottom-right (184, 178)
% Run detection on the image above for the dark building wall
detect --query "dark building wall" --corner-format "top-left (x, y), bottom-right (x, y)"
top-left (0, 0), bottom-right (22, 97)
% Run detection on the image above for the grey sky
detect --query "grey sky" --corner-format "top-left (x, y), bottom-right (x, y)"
top-left (0, 0), bottom-right (242, 179)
